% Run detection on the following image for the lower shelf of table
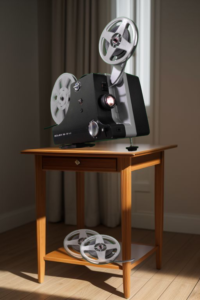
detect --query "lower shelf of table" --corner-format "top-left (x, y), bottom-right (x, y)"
top-left (44, 243), bottom-right (157, 271)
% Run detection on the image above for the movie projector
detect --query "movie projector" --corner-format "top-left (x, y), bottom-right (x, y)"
top-left (63, 229), bottom-right (134, 265)
top-left (50, 17), bottom-right (149, 151)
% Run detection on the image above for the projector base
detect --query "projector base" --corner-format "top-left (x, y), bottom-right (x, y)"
top-left (126, 145), bottom-right (138, 152)
top-left (60, 143), bottom-right (95, 149)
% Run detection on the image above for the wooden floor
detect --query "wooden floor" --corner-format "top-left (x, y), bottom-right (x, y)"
top-left (1, 223), bottom-right (200, 300)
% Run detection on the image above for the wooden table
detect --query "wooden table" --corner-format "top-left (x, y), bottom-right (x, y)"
top-left (22, 142), bottom-right (177, 299)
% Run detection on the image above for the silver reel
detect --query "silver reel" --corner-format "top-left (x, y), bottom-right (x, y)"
top-left (99, 17), bottom-right (138, 66)
top-left (80, 234), bottom-right (121, 265)
top-left (63, 229), bottom-right (98, 259)
top-left (50, 73), bottom-right (77, 125)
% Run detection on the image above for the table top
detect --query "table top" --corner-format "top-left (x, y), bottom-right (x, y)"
top-left (21, 142), bottom-right (177, 157)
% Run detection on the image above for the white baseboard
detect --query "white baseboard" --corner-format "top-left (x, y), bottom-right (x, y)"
top-left (0, 205), bottom-right (36, 233)
top-left (132, 211), bottom-right (200, 235)
top-left (1, 206), bottom-right (200, 235)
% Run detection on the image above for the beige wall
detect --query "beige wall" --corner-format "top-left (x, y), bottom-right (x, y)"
top-left (0, 0), bottom-right (40, 232)
top-left (158, 0), bottom-right (200, 231)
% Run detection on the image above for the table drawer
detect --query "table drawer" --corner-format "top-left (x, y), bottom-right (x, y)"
top-left (42, 156), bottom-right (117, 172)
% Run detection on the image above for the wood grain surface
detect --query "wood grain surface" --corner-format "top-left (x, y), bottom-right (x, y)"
top-left (35, 156), bottom-right (46, 284)
top-left (21, 142), bottom-right (177, 157)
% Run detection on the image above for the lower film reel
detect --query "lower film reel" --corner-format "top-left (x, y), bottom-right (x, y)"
top-left (80, 234), bottom-right (121, 265)
top-left (50, 73), bottom-right (77, 125)
top-left (63, 229), bottom-right (99, 259)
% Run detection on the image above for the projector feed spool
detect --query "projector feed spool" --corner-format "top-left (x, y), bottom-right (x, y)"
top-left (63, 229), bottom-right (99, 259)
top-left (99, 17), bottom-right (138, 66)
top-left (50, 73), bottom-right (77, 125)
top-left (80, 234), bottom-right (121, 265)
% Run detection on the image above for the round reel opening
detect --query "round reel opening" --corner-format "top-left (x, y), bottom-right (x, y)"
top-left (50, 73), bottom-right (77, 125)
top-left (99, 17), bottom-right (138, 65)
top-left (80, 234), bottom-right (121, 265)
top-left (63, 229), bottom-right (99, 259)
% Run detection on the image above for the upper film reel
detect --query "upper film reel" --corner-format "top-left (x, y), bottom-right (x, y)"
top-left (80, 234), bottom-right (121, 265)
top-left (63, 229), bottom-right (99, 259)
top-left (99, 17), bottom-right (138, 66)
top-left (50, 73), bottom-right (77, 125)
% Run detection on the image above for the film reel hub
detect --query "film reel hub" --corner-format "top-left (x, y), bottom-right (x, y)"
top-left (80, 234), bottom-right (121, 265)
top-left (78, 237), bottom-right (87, 245)
top-left (111, 33), bottom-right (122, 48)
top-left (94, 243), bottom-right (107, 252)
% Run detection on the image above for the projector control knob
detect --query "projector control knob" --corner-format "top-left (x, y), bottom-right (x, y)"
top-left (88, 120), bottom-right (99, 138)
top-left (73, 81), bottom-right (81, 91)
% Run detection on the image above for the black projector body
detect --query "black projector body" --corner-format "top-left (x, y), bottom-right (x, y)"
top-left (52, 73), bottom-right (149, 146)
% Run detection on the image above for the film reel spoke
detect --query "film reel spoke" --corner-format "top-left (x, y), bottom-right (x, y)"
top-left (119, 37), bottom-right (132, 52)
top-left (105, 243), bottom-right (117, 250)
top-left (57, 109), bottom-right (64, 122)
top-left (81, 245), bottom-right (95, 252)
top-left (102, 30), bottom-right (113, 43)
top-left (96, 250), bottom-right (106, 261)
top-left (95, 235), bottom-right (104, 244)
top-left (79, 230), bottom-right (88, 239)
top-left (66, 239), bottom-right (79, 246)
top-left (59, 80), bottom-right (62, 89)
top-left (106, 45), bottom-right (115, 60)
top-left (64, 101), bottom-right (70, 115)
top-left (117, 19), bottom-right (129, 36)
top-left (51, 99), bottom-right (57, 111)
top-left (65, 78), bottom-right (71, 88)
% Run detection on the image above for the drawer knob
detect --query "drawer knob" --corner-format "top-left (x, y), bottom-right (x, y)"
top-left (75, 160), bottom-right (81, 166)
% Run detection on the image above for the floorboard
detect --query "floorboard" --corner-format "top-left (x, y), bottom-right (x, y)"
top-left (0, 222), bottom-right (200, 300)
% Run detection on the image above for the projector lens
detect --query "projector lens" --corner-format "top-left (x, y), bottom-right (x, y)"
top-left (105, 95), bottom-right (115, 107)
top-left (100, 94), bottom-right (116, 110)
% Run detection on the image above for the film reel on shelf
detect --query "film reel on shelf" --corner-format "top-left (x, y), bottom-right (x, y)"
top-left (50, 73), bottom-right (77, 125)
top-left (63, 229), bottom-right (99, 259)
top-left (80, 234), bottom-right (121, 265)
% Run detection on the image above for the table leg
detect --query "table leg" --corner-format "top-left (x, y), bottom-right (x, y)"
top-left (120, 158), bottom-right (132, 299)
top-left (155, 151), bottom-right (164, 269)
top-left (76, 172), bottom-right (85, 229)
top-left (35, 155), bottom-right (46, 283)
